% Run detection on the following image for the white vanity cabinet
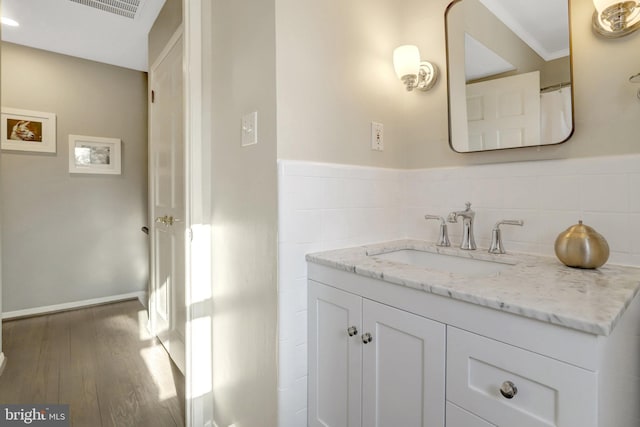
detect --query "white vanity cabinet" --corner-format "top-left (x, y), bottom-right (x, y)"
top-left (307, 257), bottom-right (640, 427)
top-left (308, 280), bottom-right (446, 427)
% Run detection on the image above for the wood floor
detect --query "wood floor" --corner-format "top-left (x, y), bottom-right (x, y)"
top-left (0, 299), bottom-right (185, 427)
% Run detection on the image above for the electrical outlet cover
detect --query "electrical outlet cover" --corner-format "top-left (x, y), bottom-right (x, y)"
top-left (371, 122), bottom-right (384, 151)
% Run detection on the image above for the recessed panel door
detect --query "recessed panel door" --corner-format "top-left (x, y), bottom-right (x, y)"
top-left (361, 299), bottom-right (445, 427)
top-left (149, 30), bottom-right (185, 374)
top-left (308, 281), bottom-right (362, 427)
top-left (466, 71), bottom-right (541, 150)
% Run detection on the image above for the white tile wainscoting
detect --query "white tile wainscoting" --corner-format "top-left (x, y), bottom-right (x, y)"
top-left (277, 160), bottom-right (405, 427)
top-left (276, 154), bottom-right (640, 427)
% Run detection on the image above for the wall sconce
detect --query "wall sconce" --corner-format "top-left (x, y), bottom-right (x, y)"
top-left (592, 0), bottom-right (640, 38)
top-left (392, 45), bottom-right (438, 92)
top-left (631, 72), bottom-right (640, 98)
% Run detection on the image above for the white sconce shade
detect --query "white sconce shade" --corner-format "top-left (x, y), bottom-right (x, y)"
top-left (0, 17), bottom-right (19, 27)
top-left (392, 45), bottom-right (439, 92)
top-left (393, 45), bottom-right (421, 80)
top-left (592, 0), bottom-right (640, 37)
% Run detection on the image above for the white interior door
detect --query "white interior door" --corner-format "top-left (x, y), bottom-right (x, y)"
top-left (466, 71), bottom-right (541, 150)
top-left (149, 29), bottom-right (186, 375)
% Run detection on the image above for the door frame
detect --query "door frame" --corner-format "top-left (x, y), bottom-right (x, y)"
top-left (150, 2), bottom-right (215, 425)
top-left (183, 0), bottom-right (215, 426)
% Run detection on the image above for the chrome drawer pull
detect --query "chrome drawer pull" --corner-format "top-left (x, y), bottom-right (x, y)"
top-left (500, 381), bottom-right (518, 399)
top-left (347, 326), bottom-right (358, 337)
top-left (362, 333), bottom-right (373, 344)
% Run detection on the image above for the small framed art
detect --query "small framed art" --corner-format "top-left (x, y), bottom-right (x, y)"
top-left (68, 135), bottom-right (121, 175)
top-left (1, 107), bottom-right (57, 153)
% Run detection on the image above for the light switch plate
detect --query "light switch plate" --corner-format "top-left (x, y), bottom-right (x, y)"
top-left (242, 111), bottom-right (258, 146)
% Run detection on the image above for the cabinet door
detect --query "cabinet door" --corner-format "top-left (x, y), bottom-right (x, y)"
top-left (362, 299), bottom-right (446, 427)
top-left (308, 281), bottom-right (363, 427)
top-left (446, 402), bottom-right (496, 427)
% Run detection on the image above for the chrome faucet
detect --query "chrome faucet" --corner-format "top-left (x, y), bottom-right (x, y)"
top-left (424, 215), bottom-right (451, 247)
top-left (488, 219), bottom-right (524, 254)
top-left (447, 202), bottom-right (476, 250)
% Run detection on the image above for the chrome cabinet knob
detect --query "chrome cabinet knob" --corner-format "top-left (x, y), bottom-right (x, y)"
top-left (362, 333), bottom-right (373, 344)
top-left (500, 381), bottom-right (518, 399)
top-left (347, 326), bottom-right (358, 337)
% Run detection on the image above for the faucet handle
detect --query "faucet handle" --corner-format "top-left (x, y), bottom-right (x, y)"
top-left (424, 214), bottom-right (445, 224)
top-left (424, 215), bottom-right (451, 247)
top-left (465, 201), bottom-right (472, 210)
top-left (488, 220), bottom-right (524, 254)
top-left (497, 219), bottom-right (524, 227)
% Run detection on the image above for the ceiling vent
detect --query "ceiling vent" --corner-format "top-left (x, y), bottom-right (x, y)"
top-left (69, 0), bottom-right (142, 19)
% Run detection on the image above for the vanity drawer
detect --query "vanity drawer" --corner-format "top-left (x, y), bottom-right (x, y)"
top-left (446, 327), bottom-right (597, 427)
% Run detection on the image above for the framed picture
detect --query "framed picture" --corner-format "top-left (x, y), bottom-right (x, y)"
top-left (68, 135), bottom-right (121, 175)
top-left (1, 107), bottom-right (57, 153)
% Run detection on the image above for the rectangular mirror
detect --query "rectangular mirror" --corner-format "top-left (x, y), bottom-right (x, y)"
top-left (446, 0), bottom-right (574, 152)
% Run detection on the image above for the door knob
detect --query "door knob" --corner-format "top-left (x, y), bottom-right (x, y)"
top-left (347, 326), bottom-right (358, 337)
top-left (155, 215), bottom-right (175, 226)
top-left (362, 333), bottom-right (373, 344)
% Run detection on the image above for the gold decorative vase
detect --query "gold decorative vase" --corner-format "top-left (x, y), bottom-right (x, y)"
top-left (554, 221), bottom-right (609, 269)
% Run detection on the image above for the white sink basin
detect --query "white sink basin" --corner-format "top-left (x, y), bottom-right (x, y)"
top-left (371, 249), bottom-right (514, 276)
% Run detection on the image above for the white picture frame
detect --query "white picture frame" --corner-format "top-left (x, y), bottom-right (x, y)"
top-left (68, 135), bottom-right (121, 175)
top-left (1, 107), bottom-right (57, 153)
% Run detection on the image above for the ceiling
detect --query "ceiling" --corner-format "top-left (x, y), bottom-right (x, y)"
top-left (2, 0), bottom-right (569, 73)
top-left (464, 33), bottom-right (516, 81)
top-left (480, 0), bottom-right (570, 61)
top-left (464, 0), bottom-right (570, 81)
top-left (1, 0), bottom-right (166, 71)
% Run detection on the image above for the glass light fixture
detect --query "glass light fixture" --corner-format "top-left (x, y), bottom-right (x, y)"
top-left (0, 17), bottom-right (19, 27)
top-left (392, 45), bottom-right (438, 92)
top-left (592, 0), bottom-right (640, 37)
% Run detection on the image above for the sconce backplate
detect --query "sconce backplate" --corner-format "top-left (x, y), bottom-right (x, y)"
top-left (416, 61), bottom-right (439, 91)
top-left (592, 9), bottom-right (640, 38)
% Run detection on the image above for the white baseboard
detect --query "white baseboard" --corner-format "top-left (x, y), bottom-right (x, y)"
top-left (0, 353), bottom-right (6, 377)
top-left (2, 291), bottom-right (147, 320)
top-left (138, 291), bottom-right (149, 308)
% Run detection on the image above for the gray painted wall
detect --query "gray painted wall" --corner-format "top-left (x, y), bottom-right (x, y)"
top-left (208, 0), bottom-right (279, 425)
top-left (275, 0), bottom-right (640, 169)
top-left (407, 0), bottom-right (640, 168)
top-left (1, 42), bottom-right (149, 312)
top-left (0, 42), bottom-right (3, 352)
top-left (148, 0), bottom-right (182, 67)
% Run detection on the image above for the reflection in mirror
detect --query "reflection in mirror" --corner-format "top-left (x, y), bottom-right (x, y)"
top-left (446, 0), bottom-right (574, 152)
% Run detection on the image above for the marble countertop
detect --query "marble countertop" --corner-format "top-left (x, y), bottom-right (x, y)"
top-left (306, 239), bottom-right (640, 336)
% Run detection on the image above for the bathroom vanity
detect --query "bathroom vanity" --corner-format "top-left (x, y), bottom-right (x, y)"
top-left (306, 240), bottom-right (640, 427)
